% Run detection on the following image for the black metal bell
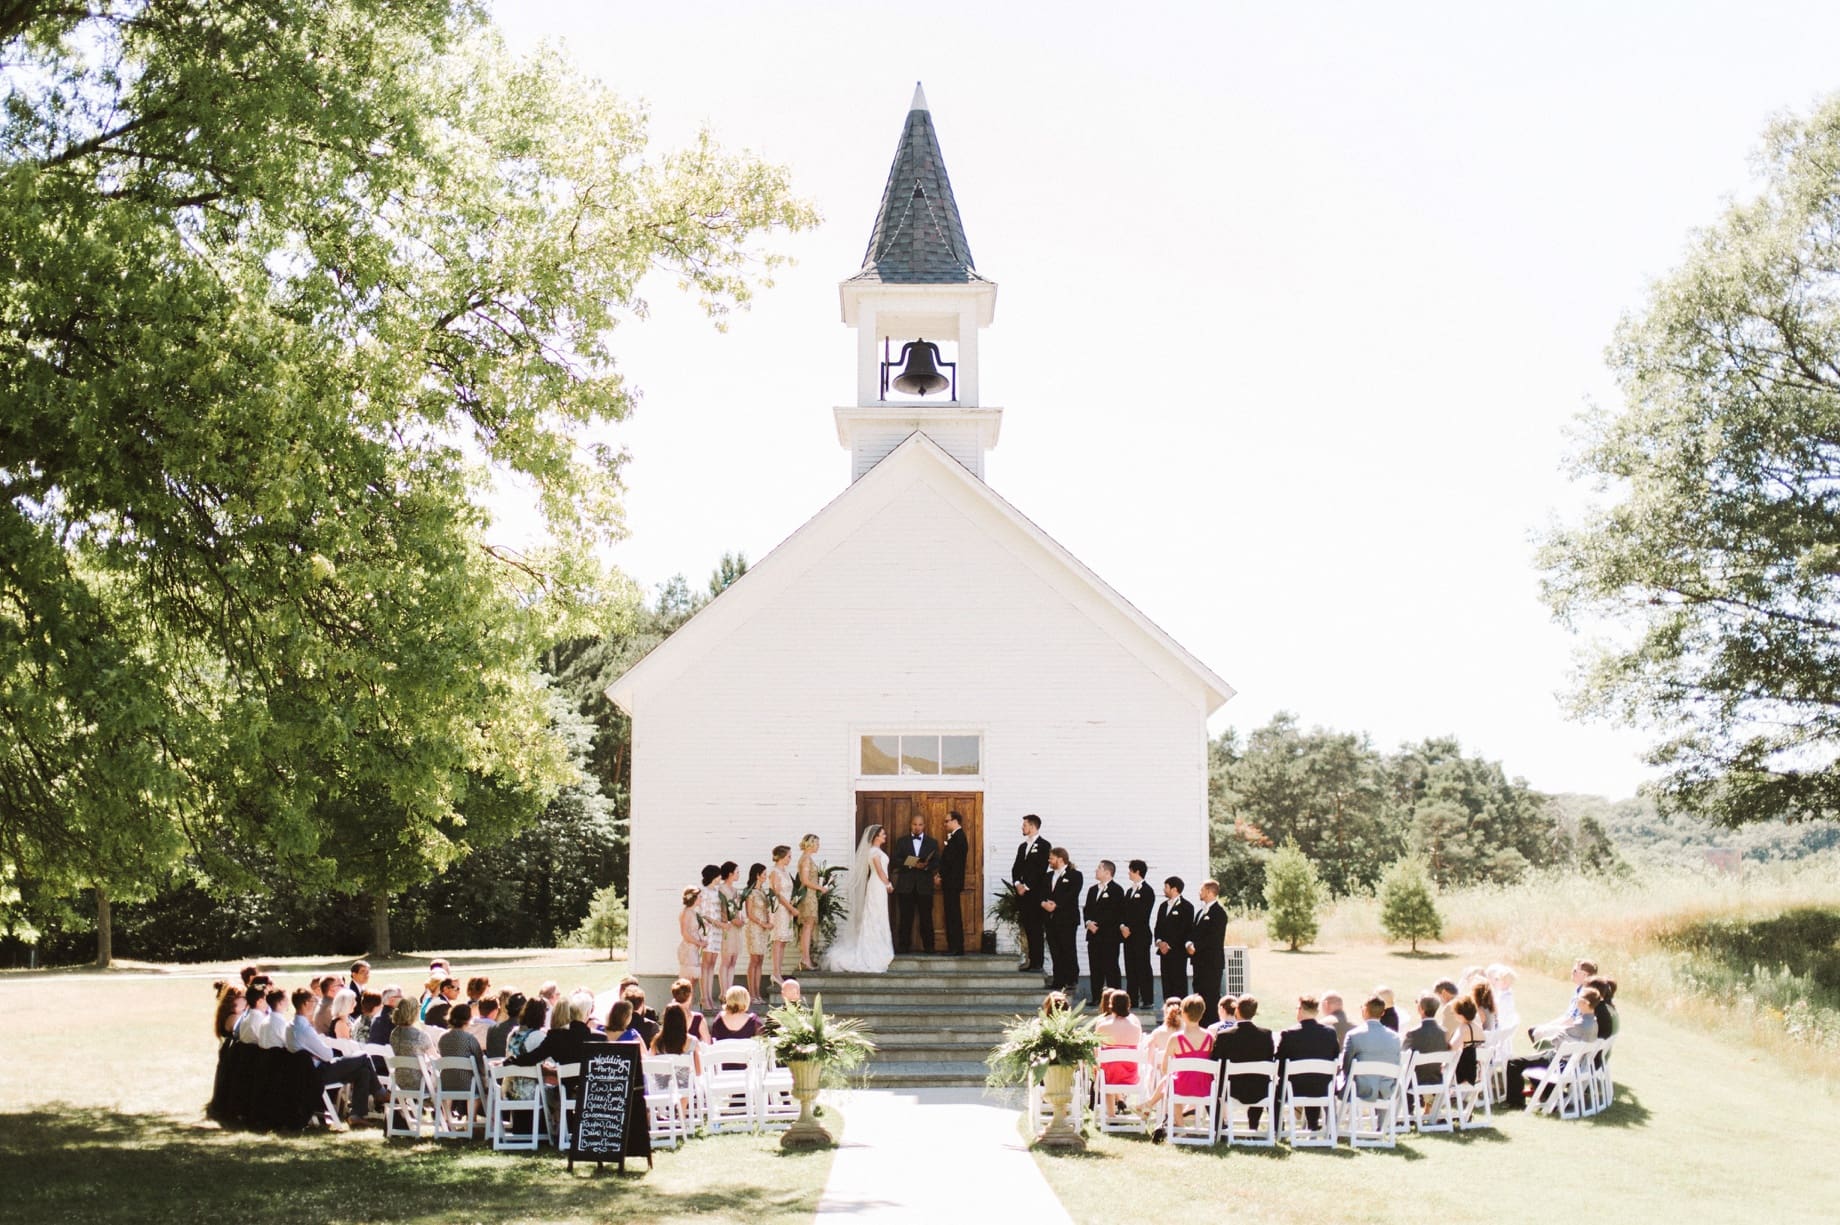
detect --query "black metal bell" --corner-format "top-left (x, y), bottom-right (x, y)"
top-left (891, 339), bottom-right (950, 397)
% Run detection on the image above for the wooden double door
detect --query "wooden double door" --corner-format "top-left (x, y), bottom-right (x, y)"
top-left (854, 791), bottom-right (983, 950)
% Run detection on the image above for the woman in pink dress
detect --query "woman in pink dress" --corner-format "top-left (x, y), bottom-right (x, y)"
top-left (1093, 989), bottom-right (1145, 1122)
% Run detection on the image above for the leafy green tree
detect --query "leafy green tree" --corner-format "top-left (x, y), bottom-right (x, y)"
top-left (1263, 839), bottom-right (1326, 951)
top-left (1542, 95), bottom-right (1840, 828)
top-left (572, 883), bottom-right (630, 961)
top-left (1378, 857), bottom-right (1443, 951)
top-left (0, 1), bottom-right (813, 952)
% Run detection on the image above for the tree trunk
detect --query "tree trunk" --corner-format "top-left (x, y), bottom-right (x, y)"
top-left (94, 884), bottom-right (112, 969)
top-left (370, 893), bottom-right (393, 958)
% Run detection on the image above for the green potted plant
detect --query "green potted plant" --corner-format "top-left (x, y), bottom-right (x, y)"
top-left (766, 992), bottom-right (876, 1149)
top-left (991, 878), bottom-right (1026, 953)
top-left (986, 1002), bottom-right (1101, 1150)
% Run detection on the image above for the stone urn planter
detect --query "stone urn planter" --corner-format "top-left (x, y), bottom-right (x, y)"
top-left (780, 1059), bottom-right (831, 1150)
top-left (1036, 1062), bottom-right (1086, 1151)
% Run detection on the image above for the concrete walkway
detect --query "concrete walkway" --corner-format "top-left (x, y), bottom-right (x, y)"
top-left (817, 1087), bottom-right (1072, 1223)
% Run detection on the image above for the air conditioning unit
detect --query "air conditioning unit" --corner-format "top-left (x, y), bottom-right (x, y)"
top-left (1224, 946), bottom-right (1250, 996)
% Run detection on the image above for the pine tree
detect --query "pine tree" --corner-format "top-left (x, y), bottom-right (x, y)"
top-left (1263, 839), bottom-right (1326, 951)
top-left (573, 883), bottom-right (629, 961)
top-left (1378, 857), bottom-right (1443, 952)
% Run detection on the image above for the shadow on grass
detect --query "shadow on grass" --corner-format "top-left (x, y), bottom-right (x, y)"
top-left (0, 1106), bottom-right (827, 1224)
top-left (1386, 950), bottom-right (1458, 961)
top-left (1586, 1087), bottom-right (1651, 1129)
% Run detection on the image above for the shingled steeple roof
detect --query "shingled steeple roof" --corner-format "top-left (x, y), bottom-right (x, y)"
top-left (851, 83), bottom-right (986, 285)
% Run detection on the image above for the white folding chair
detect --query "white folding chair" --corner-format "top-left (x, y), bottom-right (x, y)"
top-left (551, 1062), bottom-right (582, 1150)
top-left (1340, 1060), bottom-right (1403, 1148)
top-left (1221, 1060), bottom-right (1278, 1147)
top-left (1592, 1036), bottom-right (1617, 1113)
top-left (486, 1064), bottom-right (547, 1151)
top-left (1447, 1058), bottom-right (1495, 1130)
top-left (703, 1039), bottom-right (763, 1134)
top-left (384, 1054), bottom-right (436, 1138)
top-left (1405, 1050), bottom-right (1456, 1133)
top-left (1095, 1049), bottom-right (1148, 1135)
top-left (757, 1047), bottom-right (800, 1132)
top-left (1028, 1065), bottom-right (1089, 1136)
top-left (431, 1056), bottom-right (482, 1139)
top-left (643, 1055), bottom-right (695, 1149)
top-left (1480, 1029), bottom-right (1513, 1102)
top-left (1280, 1058), bottom-right (1339, 1147)
top-left (1527, 1041), bottom-right (1587, 1118)
top-left (1163, 1057), bottom-right (1220, 1146)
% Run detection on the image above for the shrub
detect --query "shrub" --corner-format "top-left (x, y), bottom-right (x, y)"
top-left (570, 883), bottom-right (628, 960)
top-left (1378, 857), bottom-right (1443, 951)
top-left (1264, 839), bottom-right (1326, 951)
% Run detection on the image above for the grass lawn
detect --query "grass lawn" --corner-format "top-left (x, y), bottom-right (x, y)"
top-left (1031, 941), bottom-right (1839, 1225)
top-left (0, 952), bottom-right (838, 1224)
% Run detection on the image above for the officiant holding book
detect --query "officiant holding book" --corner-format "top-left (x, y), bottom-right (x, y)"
top-left (892, 814), bottom-right (940, 954)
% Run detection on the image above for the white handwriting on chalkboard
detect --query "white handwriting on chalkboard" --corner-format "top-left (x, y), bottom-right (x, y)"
top-left (573, 1049), bottom-right (635, 1159)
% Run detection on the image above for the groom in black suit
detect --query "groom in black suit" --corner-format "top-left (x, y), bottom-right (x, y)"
top-left (892, 813), bottom-right (939, 954)
top-left (938, 812), bottom-right (969, 955)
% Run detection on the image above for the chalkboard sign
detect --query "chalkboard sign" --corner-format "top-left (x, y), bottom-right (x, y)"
top-left (569, 1041), bottom-right (643, 1172)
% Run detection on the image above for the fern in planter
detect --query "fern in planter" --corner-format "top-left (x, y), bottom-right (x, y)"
top-left (986, 1003), bottom-right (1103, 1089)
top-left (767, 993), bottom-right (876, 1088)
top-left (991, 878), bottom-right (1026, 947)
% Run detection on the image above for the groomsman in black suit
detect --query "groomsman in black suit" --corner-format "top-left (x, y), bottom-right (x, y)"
top-left (1275, 995), bottom-right (1340, 1130)
top-left (1153, 876), bottom-right (1193, 1004)
top-left (1081, 860), bottom-right (1124, 1005)
top-left (1040, 848), bottom-right (1084, 992)
top-left (1120, 860), bottom-right (1156, 1009)
top-left (1187, 879), bottom-right (1229, 1007)
top-left (938, 811), bottom-right (969, 955)
top-left (1010, 815), bottom-right (1051, 972)
top-left (892, 813), bottom-right (939, 953)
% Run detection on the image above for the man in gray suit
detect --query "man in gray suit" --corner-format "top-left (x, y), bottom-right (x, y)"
top-left (1339, 996), bottom-right (1403, 1101)
top-left (1400, 993), bottom-right (1450, 1085)
top-left (1322, 990), bottom-right (1354, 1047)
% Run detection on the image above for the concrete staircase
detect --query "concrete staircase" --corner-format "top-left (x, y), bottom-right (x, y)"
top-left (793, 953), bottom-right (1050, 1087)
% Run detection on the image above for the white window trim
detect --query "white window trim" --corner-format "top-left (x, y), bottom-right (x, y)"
top-left (852, 728), bottom-right (984, 788)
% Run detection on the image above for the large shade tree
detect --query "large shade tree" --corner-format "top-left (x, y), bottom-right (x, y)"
top-left (0, 1), bottom-right (813, 960)
top-left (1543, 95), bottom-right (1840, 828)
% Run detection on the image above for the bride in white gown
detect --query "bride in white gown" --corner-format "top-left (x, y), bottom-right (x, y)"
top-left (822, 824), bottom-right (896, 973)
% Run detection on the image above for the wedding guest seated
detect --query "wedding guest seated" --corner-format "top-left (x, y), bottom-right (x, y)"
top-left (778, 978), bottom-right (803, 1007)
top-left (668, 979), bottom-right (710, 1042)
top-left (710, 986), bottom-right (762, 1040)
top-left (651, 1002), bottom-right (704, 1077)
top-left (424, 1001), bottom-right (451, 1030)
top-left (236, 987), bottom-right (270, 1045)
top-left (352, 992), bottom-right (384, 1044)
top-left (537, 981), bottom-right (561, 1024)
top-left (1446, 997), bottom-right (1482, 1085)
top-left (465, 976), bottom-right (491, 1012)
top-left (569, 990), bottom-right (599, 1032)
top-left (1374, 986), bottom-right (1400, 1032)
top-left (311, 975), bottom-right (341, 1035)
top-left (1433, 979), bottom-right (1460, 1030)
top-left (510, 998), bottom-right (592, 1136)
top-left (504, 998), bottom-right (550, 1111)
top-left (1210, 994), bottom-right (1239, 1037)
top-left (1095, 989), bottom-right (1144, 1084)
top-left (1488, 963), bottom-right (1520, 1028)
top-left (368, 988), bottom-right (403, 1051)
top-left (624, 988), bottom-right (658, 1045)
top-left (1214, 996), bottom-right (1276, 1130)
top-left (1470, 981), bottom-right (1498, 1032)
top-left (1150, 994), bottom-right (1214, 1139)
top-left (260, 988), bottom-right (290, 1049)
top-left (1505, 987), bottom-right (1601, 1106)
top-left (468, 997), bottom-right (498, 1047)
top-left (325, 989), bottom-right (356, 1042)
top-left (1340, 996), bottom-right (1403, 1100)
top-left (606, 1000), bottom-right (643, 1044)
top-left (1040, 990), bottom-right (1069, 1015)
top-left (287, 987), bottom-right (385, 1124)
top-left (1401, 994), bottom-right (1450, 1083)
top-left (1586, 978), bottom-right (1619, 1039)
top-left (418, 976), bottom-right (443, 1021)
top-left (488, 993), bottom-right (525, 1059)
top-left (1275, 995), bottom-right (1339, 1129)
top-left (388, 998), bottom-right (434, 1095)
top-left (438, 1003), bottom-right (489, 1114)
top-left (1321, 990), bottom-right (1353, 1045)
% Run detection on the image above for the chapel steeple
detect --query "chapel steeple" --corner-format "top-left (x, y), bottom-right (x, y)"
top-left (837, 85), bottom-right (1001, 483)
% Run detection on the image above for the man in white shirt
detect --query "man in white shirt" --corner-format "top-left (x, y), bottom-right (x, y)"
top-left (259, 989), bottom-right (290, 1049)
top-left (236, 989), bottom-right (269, 1044)
top-left (286, 988), bottom-right (384, 1121)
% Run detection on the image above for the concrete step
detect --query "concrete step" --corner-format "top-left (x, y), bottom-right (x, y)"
top-left (856, 1060), bottom-right (993, 1088)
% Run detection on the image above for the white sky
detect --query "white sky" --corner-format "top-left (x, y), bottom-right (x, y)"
top-left (488, 1), bottom-right (1840, 799)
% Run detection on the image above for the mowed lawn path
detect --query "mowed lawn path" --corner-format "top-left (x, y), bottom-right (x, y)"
top-left (0, 955), bottom-right (837, 1225)
top-left (1033, 941), bottom-right (1838, 1225)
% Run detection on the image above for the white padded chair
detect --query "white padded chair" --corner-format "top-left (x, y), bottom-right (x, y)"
top-left (1340, 1059), bottom-right (1403, 1148)
top-left (1220, 1059), bottom-right (1279, 1147)
top-left (758, 1047), bottom-right (799, 1131)
top-left (551, 1061), bottom-right (582, 1149)
top-left (1094, 1048), bottom-right (1148, 1135)
top-left (486, 1064), bottom-right (546, 1151)
top-left (644, 1054), bottom-right (697, 1149)
top-left (1163, 1056), bottom-right (1220, 1146)
top-left (1280, 1058), bottom-right (1340, 1148)
top-left (384, 1054), bottom-right (436, 1138)
top-left (1480, 1028), bottom-right (1514, 1102)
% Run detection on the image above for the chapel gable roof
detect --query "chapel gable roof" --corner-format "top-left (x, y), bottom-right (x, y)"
top-left (608, 433), bottom-right (1234, 714)
top-left (849, 83), bottom-right (987, 286)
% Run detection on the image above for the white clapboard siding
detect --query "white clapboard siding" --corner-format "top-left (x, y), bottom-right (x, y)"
top-left (851, 422), bottom-right (984, 481)
top-left (616, 436), bottom-right (1228, 975)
